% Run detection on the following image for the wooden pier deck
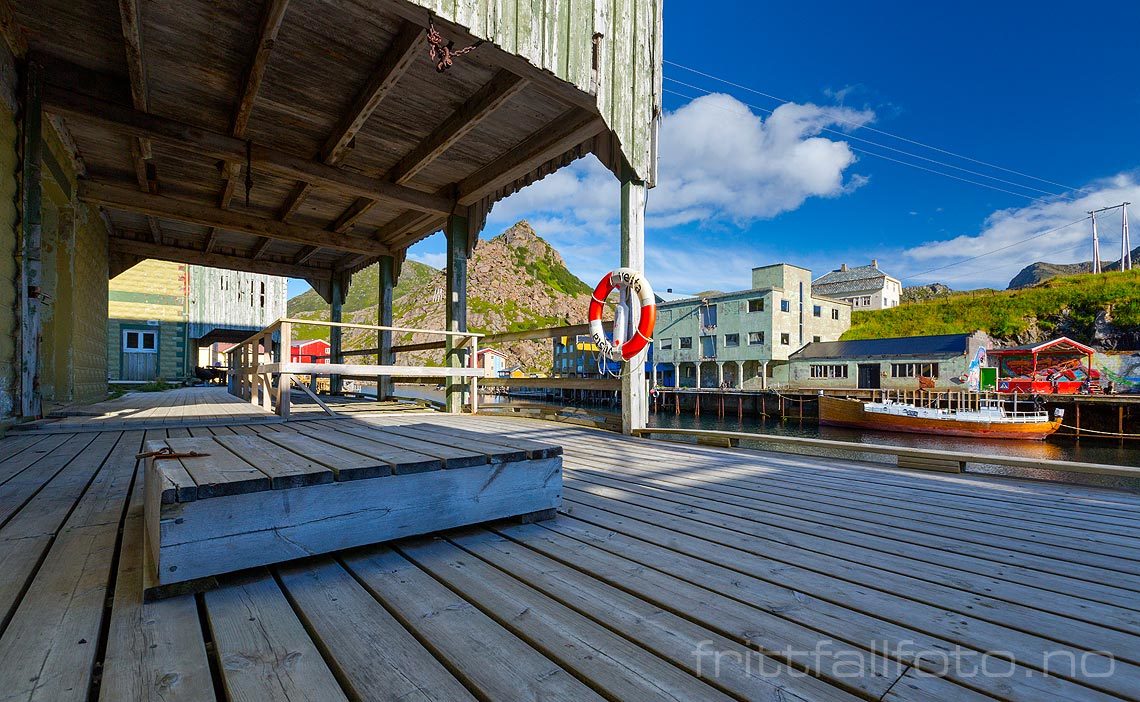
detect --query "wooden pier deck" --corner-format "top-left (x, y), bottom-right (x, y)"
top-left (1, 390), bottom-right (1138, 701)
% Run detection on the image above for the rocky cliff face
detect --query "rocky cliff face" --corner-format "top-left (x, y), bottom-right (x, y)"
top-left (287, 221), bottom-right (594, 372)
top-left (901, 282), bottom-right (954, 303)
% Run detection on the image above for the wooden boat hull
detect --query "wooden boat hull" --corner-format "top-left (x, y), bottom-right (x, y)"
top-left (818, 396), bottom-right (1062, 441)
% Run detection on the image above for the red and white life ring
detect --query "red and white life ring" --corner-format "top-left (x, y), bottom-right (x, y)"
top-left (587, 268), bottom-right (656, 362)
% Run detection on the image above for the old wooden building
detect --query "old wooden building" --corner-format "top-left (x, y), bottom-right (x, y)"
top-left (0, 0), bottom-right (663, 430)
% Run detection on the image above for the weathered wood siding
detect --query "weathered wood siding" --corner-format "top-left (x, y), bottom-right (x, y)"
top-left (412, 0), bottom-right (662, 185)
top-left (187, 267), bottom-right (288, 341)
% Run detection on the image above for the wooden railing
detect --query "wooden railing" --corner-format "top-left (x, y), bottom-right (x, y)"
top-left (631, 426), bottom-right (1140, 479)
top-left (227, 318), bottom-right (484, 417)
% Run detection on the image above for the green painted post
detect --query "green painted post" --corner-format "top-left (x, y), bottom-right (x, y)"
top-left (445, 215), bottom-right (469, 413)
top-left (329, 272), bottom-right (344, 394)
top-left (377, 255), bottom-right (395, 400)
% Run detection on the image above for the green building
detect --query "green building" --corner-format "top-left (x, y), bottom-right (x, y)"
top-left (652, 264), bottom-right (852, 389)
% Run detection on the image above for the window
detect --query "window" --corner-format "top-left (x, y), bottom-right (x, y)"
top-left (812, 336), bottom-right (821, 343)
top-left (123, 329), bottom-right (158, 353)
top-left (748, 332), bottom-right (764, 345)
top-left (780, 299), bottom-right (790, 312)
top-left (780, 333), bottom-right (790, 345)
top-left (748, 298), bottom-right (765, 313)
top-left (724, 333), bottom-right (740, 347)
top-left (679, 337), bottom-right (693, 349)
top-left (832, 308), bottom-right (840, 320)
top-left (810, 364), bottom-right (848, 379)
top-left (259, 281), bottom-right (266, 309)
top-left (699, 304), bottom-right (717, 329)
top-left (891, 362), bottom-right (940, 378)
top-left (813, 305), bottom-right (821, 317)
top-left (700, 335), bottom-right (717, 358)
top-left (660, 338), bottom-right (673, 350)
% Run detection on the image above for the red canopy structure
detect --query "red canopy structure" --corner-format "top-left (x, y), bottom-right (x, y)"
top-left (990, 337), bottom-right (1097, 394)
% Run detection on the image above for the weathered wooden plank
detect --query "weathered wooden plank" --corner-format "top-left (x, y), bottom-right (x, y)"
top-left (294, 419), bottom-right (485, 469)
top-left (342, 545), bottom-right (604, 701)
top-left (400, 536), bottom-right (741, 701)
top-left (251, 428), bottom-right (395, 481)
top-left (100, 495), bottom-right (213, 701)
top-left (451, 528), bottom-right (865, 702)
top-left (213, 435), bottom-right (334, 488)
top-left (0, 433), bottom-right (69, 486)
top-left (282, 424), bottom-right (444, 473)
top-left (203, 572), bottom-right (348, 702)
top-left (150, 456), bottom-right (561, 585)
top-left (0, 433), bottom-right (99, 523)
top-left (329, 422), bottom-right (517, 465)
top-left (401, 422), bottom-right (562, 459)
top-left (276, 558), bottom-right (476, 701)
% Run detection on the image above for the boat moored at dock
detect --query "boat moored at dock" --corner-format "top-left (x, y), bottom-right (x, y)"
top-left (818, 395), bottom-right (1063, 440)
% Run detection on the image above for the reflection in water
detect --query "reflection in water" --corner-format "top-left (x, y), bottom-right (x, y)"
top-left (387, 385), bottom-right (1140, 493)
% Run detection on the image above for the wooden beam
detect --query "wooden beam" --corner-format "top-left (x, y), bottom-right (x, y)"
top-left (457, 110), bottom-right (605, 205)
top-left (374, 210), bottom-right (435, 245)
top-left (218, 0), bottom-right (291, 208)
top-left (277, 22), bottom-right (426, 222)
top-left (323, 23), bottom-right (425, 166)
top-left (19, 59), bottom-right (43, 418)
top-left (0, 0), bottom-right (28, 58)
top-left (293, 245), bottom-right (319, 265)
top-left (325, 70), bottom-right (524, 235)
top-left (81, 181), bottom-right (390, 256)
top-left (202, 228), bottom-right (218, 253)
top-left (110, 237), bottom-right (331, 280)
top-left (43, 87), bottom-right (457, 216)
top-left (250, 237), bottom-right (273, 259)
top-left (388, 70), bottom-right (526, 185)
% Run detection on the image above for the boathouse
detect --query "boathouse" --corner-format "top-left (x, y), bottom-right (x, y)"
top-left (0, 0), bottom-right (662, 433)
top-left (786, 331), bottom-right (991, 390)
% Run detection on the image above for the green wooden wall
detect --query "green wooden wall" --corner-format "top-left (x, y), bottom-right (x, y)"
top-left (412, 0), bottom-right (663, 185)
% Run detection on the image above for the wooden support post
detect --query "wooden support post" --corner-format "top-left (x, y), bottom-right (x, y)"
top-left (620, 176), bottom-right (647, 434)
top-left (445, 214), bottom-right (469, 413)
top-left (277, 321), bottom-right (292, 419)
top-left (377, 255), bottom-right (395, 400)
top-left (1076, 403), bottom-right (1081, 439)
top-left (1120, 406), bottom-right (1125, 443)
top-left (329, 273), bottom-right (344, 394)
top-left (19, 59), bottom-right (43, 418)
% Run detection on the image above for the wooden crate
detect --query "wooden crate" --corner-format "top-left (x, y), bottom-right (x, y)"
top-left (143, 423), bottom-right (561, 597)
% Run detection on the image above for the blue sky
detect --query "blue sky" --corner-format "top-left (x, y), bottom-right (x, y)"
top-left (290, 1), bottom-right (1140, 299)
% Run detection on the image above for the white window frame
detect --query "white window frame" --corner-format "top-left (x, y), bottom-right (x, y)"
top-left (123, 329), bottom-right (158, 354)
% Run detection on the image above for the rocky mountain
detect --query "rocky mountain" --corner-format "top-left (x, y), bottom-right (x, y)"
top-left (901, 282), bottom-right (955, 303)
top-left (1007, 246), bottom-right (1140, 289)
top-left (287, 221), bottom-right (594, 372)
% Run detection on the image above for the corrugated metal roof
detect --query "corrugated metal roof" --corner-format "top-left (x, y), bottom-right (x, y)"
top-left (790, 333), bottom-right (972, 360)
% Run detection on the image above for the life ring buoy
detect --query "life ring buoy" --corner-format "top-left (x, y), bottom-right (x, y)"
top-left (587, 267), bottom-right (656, 362)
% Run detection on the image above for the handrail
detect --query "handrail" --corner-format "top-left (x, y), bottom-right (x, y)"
top-left (631, 426), bottom-right (1140, 480)
top-left (277, 317), bottom-right (482, 338)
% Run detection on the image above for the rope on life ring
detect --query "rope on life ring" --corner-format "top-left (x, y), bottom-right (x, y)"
top-left (587, 267), bottom-right (657, 362)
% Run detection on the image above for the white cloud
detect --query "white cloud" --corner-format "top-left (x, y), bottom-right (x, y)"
top-left (480, 92), bottom-right (873, 291)
top-left (408, 251), bottom-right (447, 269)
top-left (902, 173), bottom-right (1140, 288)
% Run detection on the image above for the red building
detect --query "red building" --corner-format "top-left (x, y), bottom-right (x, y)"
top-left (291, 339), bottom-right (331, 364)
top-left (990, 337), bottom-right (1098, 394)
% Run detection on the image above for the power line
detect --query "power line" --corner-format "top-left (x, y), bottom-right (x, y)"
top-left (664, 59), bottom-right (1089, 194)
top-left (665, 76), bottom-right (1066, 199)
top-left (661, 86), bottom-right (1060, 203)
top-left (901, 216), bottom-right (1091, 281)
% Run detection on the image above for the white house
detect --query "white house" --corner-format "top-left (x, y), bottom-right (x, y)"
top-left (812, 260), bottom-right (902, 310)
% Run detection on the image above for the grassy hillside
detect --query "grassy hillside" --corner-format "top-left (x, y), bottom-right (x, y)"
top-left (844, 268), bottom-right (1140, 343)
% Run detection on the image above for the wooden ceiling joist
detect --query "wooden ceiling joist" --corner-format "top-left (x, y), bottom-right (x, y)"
top-left (293, 245), bottom-right (319, 265)
top-left (278, 21), bottom-right (425, 222)
top-left (457, 110), bottom-right (606, 205)
top-left (219, 0), bottom-right (291, 208)
top-left (328, 68), bottom-right (525, 235)
top-left (117, 0), bottom-right (167, 245)
top-left (80, 180), bottom-right (390, 256)
top-left (110, 237), bottom-right (331, 281)
top-left (43, 87), bottom-right (456, 216)
top-left (250, 237), bottom-right (273, 259)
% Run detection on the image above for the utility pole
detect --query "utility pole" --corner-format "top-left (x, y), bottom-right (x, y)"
top-left (1090, 210), bottom-right (1101, 274)
top-left (1122, 202), bottom-right (1132, 271)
